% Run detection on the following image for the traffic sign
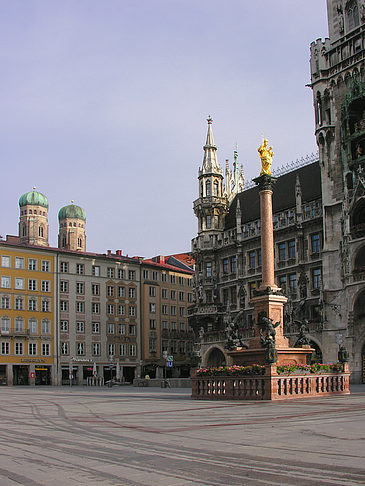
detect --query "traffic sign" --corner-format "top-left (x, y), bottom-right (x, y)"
top-left (167, 355), bottom-right (173, 362)
top-left (167, 361), bottom-right (173, 367)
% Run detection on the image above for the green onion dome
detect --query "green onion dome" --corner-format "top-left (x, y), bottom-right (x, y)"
top-left (58, 202), bottom-right (86, 221)
top-left (19, 188), bottom-right (49, 209)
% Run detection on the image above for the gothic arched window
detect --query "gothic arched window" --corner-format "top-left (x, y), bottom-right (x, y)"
top-left (346, 1), bottom-right (360, 31)
top-left (213, 181), bottom-right (219, 196)
top-left (39, 226), bottom-right (44, 237)
top-left (206, 180), bottom-right (211, 196)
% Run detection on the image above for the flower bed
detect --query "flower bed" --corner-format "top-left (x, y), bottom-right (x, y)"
top-left (276, 362), bottom-right (344, 375)
top-left (196, 364), bottom-right (265, 377)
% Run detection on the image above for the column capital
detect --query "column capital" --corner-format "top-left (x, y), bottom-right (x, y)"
top-left (253, 174), bottom-right (278, 191)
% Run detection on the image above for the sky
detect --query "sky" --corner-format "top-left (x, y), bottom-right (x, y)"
top-left (0, 0), bottom-right (329, 258)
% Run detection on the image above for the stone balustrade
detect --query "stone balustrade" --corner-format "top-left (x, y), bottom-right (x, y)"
top-left (191, 364), bottom-right (350, 401)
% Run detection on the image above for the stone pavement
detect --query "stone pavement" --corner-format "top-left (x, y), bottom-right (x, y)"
top-left (0, 384), bottom-right (364, 486)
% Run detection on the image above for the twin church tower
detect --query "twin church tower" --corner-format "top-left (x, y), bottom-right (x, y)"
top-left (18, 189), bottom-right (86, 252)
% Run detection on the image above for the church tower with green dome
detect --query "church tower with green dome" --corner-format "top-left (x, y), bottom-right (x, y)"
top-left (58, 202), bottom-right (86, 252)
top-left (18, 188), bottom-right (49, 246)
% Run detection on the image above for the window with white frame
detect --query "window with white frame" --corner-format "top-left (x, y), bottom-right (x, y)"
top-left (1, 276), bottom-right (10, 288)
top-left (108, 344), bottom-right (115, 356)
top-left (42, 343), bottom-right (50, 356)
top-left (41, 281), bottom-right (50, 292)
top-left (162, 288), bottom-right (167, 299)
top-left (41, 300), bottom-right (50, 312)
top-left (15, 278), bottom-right (25, 290)
top-left (92, 343), bottom-right (100, 356)
top-left (92, 322), bottom-right (100, 333)
top-left (108, 323), bottom-right (115, 334)
top-left (41, 260), bottom-right (50, 272)
top-left (1, 342), bottom-right (10, 354)
top-left (161, 273), bottom-right (167, 282)
top-left (129, 324), bottom-right (136, 335)
top-left (15, 257), bottom-right (25, 269)
top-left (60, 261), bottom-right (68, 273)
top-left (60, 320), bottom-right (68, 332)
top-left (76, 264), bottom-right (84, 275)
top-left (107, 267), bottom-right (115, 278)
top-left (119, 344), bottom-right (126, 356)
top-left (15, 342), bottom-right (23, 355)
top-left (171, 305), bottom-right (176, 316)
top-left (118, 323), bottom-right (125, 335)
top-left (15, 297), bottom-right (23, 310)
top-left (92, 284), bottom-right (99, 296)
top-left (130, 344), bottom-right (136, 356)
top-left (1, 317), bottom-right (10, 333)
top-left (171, 290), bottom-right (176, 300)
top-left (149, 303), bottom-right (156, 313)
top-left (28, 259), bottom-right (37, 270)
top-left (149, 286), bottom-right (156, 297)
top-left (149, 319), bottom-right (156, 329)
top-left (1, 256), bottom-right (10, 267)
top-left (107, 285), bottom-right (114, 297)
top-left (28, 319), bottom-right (37, 334)
top-left (76, 301), bottom-right (84, 313)
top-left (128, 270), bottom-right (135, 280)
top-left (76, 342), bottom-right (84, 355)
top-left (60, 300), bottom-right (68, 312)
top-left (1, 296), bottom-right (10, 309)
top-left (129, 306), bottom-right (136, 316)
top-left (152, 271), bottom-right (158, 281)
top-left (107, 304), bottom-right (115, 315)
top-left (15, 317), bottom-right (24, 333)
top-left (41, 319), bottom-right (50, 334)
top-left (76, 282), bottom-right (84, 294)
top-left (118, 269), bottom-right (124, 279)
top-left (129, 287), bottom-right (136, 299)
top-left (76, 321), bottom-right (84, 333)
top-left (118, 304), bottom-right (125, 315)
top-left (143, 269), bottom-right (149, 279)
top-left (61, 342), bottom-right (69, 355)
top-left (162, 305), bottom-right (168, 315)
top-left (28, 279), bottom-right (37, 291)
top-left (29, 343), bottom-right (37, 355)
top-left (60, 280), bottom-right (68, 293)
top-left (92, 265), bottom-right (100, 276)
top-left (92, 303), bottom-right (100, 314)
top-left (118, 286), bottom-right (125, 297)
top-left (28, 298), bottom-right (37, 311)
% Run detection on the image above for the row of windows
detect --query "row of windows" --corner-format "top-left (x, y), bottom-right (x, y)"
top-left (1, 256), bottom-right (50, 271)
top-left (61, 342), bottom-right (137, 357)
top-left (20, 209), bottom-right (47, 216)
top-left (157, 304), bottom-right (186, 316)
top-left (161, 339), bottom-right (193, 354)
top-left (1, 276), bottom-right (51, 292)
top-left (0, 341), bottom-right (50, 356)
top-left (149, 287), bottom-right (193, 301)
top-left (0, 317), bottom-right (51, 334)
top-left (1, 295), bottom-right (50, 311)
top-left (142, 270), bottom-right (192, 285)
top-left (60, 300), bottom-right (136, 316)
top-left (60, 262), bottom-right (137, 280)
top-left (60, 320), bottom-right (136, 336)
top-left (60, 281), bottom-right (137, 298)
top-left (151, 320), bottom-right (187, 331)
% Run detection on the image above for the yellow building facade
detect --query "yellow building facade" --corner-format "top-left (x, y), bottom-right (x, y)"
top-left (0, 240), bottom-right (57, 385)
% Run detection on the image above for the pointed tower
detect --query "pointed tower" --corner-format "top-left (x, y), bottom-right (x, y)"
top-left (58, 202), bottom-right (86, 252)
top-left (193, 117), bottom-right (228, 234)
top-left (18, 188), bottom-right (49, 246)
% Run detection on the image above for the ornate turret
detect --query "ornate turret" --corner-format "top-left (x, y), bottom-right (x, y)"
top-left (193, 117), bottom-right (228, 234)
top-left (18, 187), bottom-right (49, 246)
top-left (58, 201), bottom-right (86, 252)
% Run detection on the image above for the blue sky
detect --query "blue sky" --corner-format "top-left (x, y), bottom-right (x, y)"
top-left (0, 0), bottom-right (328, 257)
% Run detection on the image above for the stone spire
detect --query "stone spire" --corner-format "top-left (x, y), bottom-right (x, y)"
top-left (201, 116), bottom-right (222, 175)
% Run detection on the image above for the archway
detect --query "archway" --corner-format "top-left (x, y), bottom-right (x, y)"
top-left (206, 347), bottom-right (226, 367)
top-left (309, 340), bottom-right (323, 363)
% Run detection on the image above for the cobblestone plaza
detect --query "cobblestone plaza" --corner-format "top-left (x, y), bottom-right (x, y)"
top-left (0, 386), bottom-right (364, 485)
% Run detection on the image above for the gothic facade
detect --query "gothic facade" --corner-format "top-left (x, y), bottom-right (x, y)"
top-left (189, 0), bottom-right (365, 383)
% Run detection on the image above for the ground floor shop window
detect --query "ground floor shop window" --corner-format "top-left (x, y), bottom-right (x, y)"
top-left (13, 365), bottom-right (29, 385)
top-left (0, 365), bottom-right (7, 385)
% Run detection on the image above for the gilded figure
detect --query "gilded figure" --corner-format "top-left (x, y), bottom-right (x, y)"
top-left (258, 138), bottom-right (274, 175)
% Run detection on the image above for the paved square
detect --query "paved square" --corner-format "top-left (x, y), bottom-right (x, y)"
top-left (0, 385), bottom-right (364, 485)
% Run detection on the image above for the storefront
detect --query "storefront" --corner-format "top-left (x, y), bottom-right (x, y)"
top-left (13, 365), bottom-right (29, 385)
top-left (35, 366), bottom-right (51, 385)
top-left (0, 365), bottom-right (7, 386)
top-left (61, 366), bottom-right (78, 385)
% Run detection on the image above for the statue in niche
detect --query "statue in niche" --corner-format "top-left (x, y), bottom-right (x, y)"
top-left (258, 138), bottom-right (274, 176)
top-left (237, 282), bottom-right (246, 309)
top-left (337, 3), bottom-right (344, 33)
top-left (294, 320), bottom-right (311, 347)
